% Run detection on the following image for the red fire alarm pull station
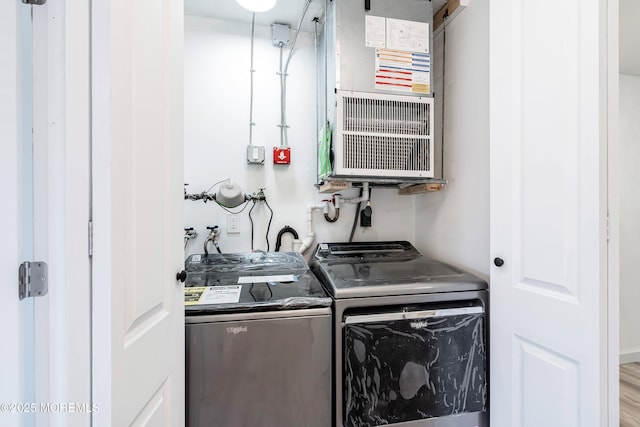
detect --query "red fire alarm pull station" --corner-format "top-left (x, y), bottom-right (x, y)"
top-left (273, 147), bottom-right (291, 165)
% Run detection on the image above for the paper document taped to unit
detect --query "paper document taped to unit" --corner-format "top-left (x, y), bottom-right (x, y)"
top-left (365, 15), bottom-right (386, 48)
top-left (375, 48), bottom-right (430, 93)
top-left (386, 18), bottom-right (429, 53)
top-left (184, 285), bottom-right (242, 305)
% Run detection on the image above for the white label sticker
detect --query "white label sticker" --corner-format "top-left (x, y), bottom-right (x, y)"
top-left (365, 15), bottom-right (386, 48)
top-left (185, 285), bottom-right (242, 305)
top-left (200, 285), bottom-right (242, 304)
top-left (191, 254), bottom-right (202, 263)
top-left (375, 49), bottom-right (431, 93)
top-left (237, 274), bottom-right (298, 284)
top-left (386, 18), bottom-right (429, 53)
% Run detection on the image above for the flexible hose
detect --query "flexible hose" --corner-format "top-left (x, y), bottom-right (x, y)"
top-left (324, 208), bottom-right (339, 223)
top-left (348, 188), bottom-right (363, 243)
top-left (249, 198), bottom-right (274, 252)
top-left (275, 225), bottom-right (300, 251)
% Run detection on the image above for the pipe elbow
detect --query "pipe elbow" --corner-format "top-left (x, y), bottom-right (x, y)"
top-left (298, 234), bottom-right (315, 254)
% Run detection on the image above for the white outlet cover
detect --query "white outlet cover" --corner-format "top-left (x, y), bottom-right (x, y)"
top-left (227, 214), bottom-right (240, 234)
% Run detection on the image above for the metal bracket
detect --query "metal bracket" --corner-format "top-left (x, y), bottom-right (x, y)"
top-left (19, 261), bottom-right (48, 300)
top-left (22, 0), bottom-right (47, 5)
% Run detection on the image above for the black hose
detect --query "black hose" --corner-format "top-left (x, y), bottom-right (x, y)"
top-left (249, 199), bottom-right (274, 252)
top-left (348, 188), bottom-right (363, 243)
top-left (324, 208), bottom-right (339, 223)
top-left (264, 200), bottom-right (274, 252)
top-left (275, 225), bottom-right (300, 251)
top-left (249, 200), bottom-right (257, 251)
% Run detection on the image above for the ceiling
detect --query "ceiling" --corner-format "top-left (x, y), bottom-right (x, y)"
top-left (185, 0), bottom-right (325, 33)
top-left (184, 1), bottom-right (640, 74)
top-left (184, 0), bottom-right (447, 34)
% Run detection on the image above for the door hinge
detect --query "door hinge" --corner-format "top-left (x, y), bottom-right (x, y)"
top-left (88, 220), bottom-right (93, 257)
top-left (22, 0), bottom-right (47, 5)
top-left (19, 261), bottom-right (48, 300)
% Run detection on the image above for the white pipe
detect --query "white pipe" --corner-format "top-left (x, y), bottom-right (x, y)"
top-left (299, 203), bottom-right (326, 254)
top-left (339, 182), bottom-right (370, 204)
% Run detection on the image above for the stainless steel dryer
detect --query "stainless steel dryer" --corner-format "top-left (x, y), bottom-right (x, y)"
top-left (310, 241), bottom-right (489, 427)
top-left (185, 252), bottom-right (332, 427)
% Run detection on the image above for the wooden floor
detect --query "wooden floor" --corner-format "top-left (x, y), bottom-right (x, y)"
top-left (621, 363), bottom-right (640, 427)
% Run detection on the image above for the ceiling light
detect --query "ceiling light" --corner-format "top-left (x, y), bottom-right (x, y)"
top-left (236, 0), bottom-right (276, 13)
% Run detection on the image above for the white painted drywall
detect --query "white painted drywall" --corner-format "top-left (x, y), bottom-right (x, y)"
top-left (620, 0), bottom-right (640, 77)
top-left (184, 15), bottom-right (416, 257)
top-left (413, 0), bottom-right (490, 279)
top-left (619, 74), bottom-right (640, 362)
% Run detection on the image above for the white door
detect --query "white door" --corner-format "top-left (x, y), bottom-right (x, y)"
top-left (91, 0), bottom-right (185, 425)
top-left (489, 0), bottom-right (609, 426)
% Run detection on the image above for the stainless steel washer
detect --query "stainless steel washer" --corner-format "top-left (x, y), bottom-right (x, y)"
top-left (185, 252), bottom-right (332, 427)
top-left (310, 241), bottom-right (489, 427)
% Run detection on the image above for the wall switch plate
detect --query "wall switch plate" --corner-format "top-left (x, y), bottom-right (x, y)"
top-left (227, 214), bottom-right (240, 234)
top-left (247, 145), bottom-right (265, 164)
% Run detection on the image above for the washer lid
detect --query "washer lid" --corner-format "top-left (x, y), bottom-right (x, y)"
top-left (184, 252), bottom-right (331, 314)
top-left (310, 241), bottom-right (488, 298)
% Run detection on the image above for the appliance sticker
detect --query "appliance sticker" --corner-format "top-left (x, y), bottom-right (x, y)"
top-left (184, 285), bottom-right (241, 305)
top-left (386, 18), bottom-right (430, 53)
top-left (365, 15), bottom-right (386, 48)
top-left (190, 254), bottom-right (201, 263)
top-left (237, 274), bottom-right (298, 284)
top-left (365, 16), bottom-right (430, 54)
top-left (375, 49), bottom-right (430, 94)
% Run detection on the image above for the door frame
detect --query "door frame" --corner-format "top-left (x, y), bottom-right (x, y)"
top-left (606, 0), bottom-right (620, 425)
top-left (31, 0), bottom-right (92, 424)
top-left (0, 1), bottom-right (27, 424)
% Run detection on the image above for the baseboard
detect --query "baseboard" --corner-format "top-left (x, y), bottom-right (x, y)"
top-left (620, 351), bottom-right (640, 364)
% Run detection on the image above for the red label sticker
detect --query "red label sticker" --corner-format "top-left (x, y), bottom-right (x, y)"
top-left (273, 147), bottom-right (291, 165)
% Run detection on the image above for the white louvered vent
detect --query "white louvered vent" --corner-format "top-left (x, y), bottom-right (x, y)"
top-left (335, 91), bottom-right (435, 178)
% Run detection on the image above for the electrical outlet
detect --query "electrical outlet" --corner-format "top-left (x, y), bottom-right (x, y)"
top-left (227, 214), bottom-right (240, 234)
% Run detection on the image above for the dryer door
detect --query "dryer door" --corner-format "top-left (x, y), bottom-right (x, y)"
top-left (342, 305), bottom-right (487, 427)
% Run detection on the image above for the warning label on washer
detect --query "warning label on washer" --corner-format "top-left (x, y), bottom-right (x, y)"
top-left (375, 49), bottom-right (430, 93)
top-left (184, 285), bottom-right (242, 305)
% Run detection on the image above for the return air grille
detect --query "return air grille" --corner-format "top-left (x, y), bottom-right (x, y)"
top-left (343, 135), bottom-right (430, 171)
top-left (335, 91), bottom-right (434, 178)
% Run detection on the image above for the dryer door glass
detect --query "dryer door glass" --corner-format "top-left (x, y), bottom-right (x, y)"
top-left (342, 306), bottom-right (487, 427)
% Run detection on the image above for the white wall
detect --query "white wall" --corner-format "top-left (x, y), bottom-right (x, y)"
top-left (413, 0), bottom-right (490, 279)
top-left (619, 73), bottom-right (640, 362)
top-left (184, 15), bottom-right (416, 257)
